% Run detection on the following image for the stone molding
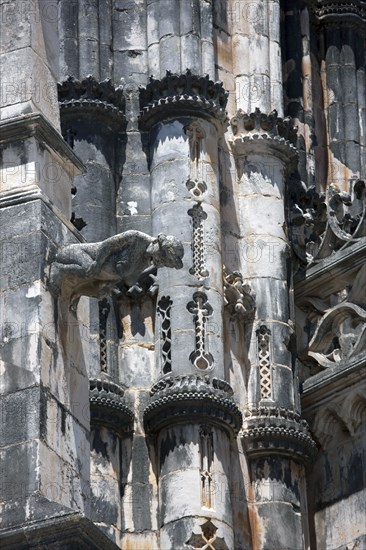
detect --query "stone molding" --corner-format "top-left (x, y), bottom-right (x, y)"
top-left (308, 0), bottom-right (366, 30)
top-left (241, 406), bottom-right (317, 463)
top-left (58, 76), bottom-right (126, 126)
top-left (139, 70), bottom-right (228, 128)
top-left (0, 112), bottom-right (84, 175)
top-left (89, 378), bottom-right (134, 435)
top-left (143, 374), bottom-right (242, 435)
top-left (229, 108), bottom-right (298, 169)
top-left (0, 512), bottom-right (120, 549)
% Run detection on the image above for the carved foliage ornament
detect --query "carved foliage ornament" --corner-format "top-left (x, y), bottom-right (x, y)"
top-left (290, 180), bottom-right (366, 266)
top-left (308, 264), bottom-right (366, 367)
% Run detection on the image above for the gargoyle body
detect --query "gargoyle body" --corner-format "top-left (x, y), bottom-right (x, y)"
top-left (50, 231), bottom-right (184, 311)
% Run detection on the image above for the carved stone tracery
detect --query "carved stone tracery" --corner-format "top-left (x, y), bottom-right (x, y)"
top-left (187, 292), bottom-right (213, 370)
top-left (185, 122), bottom-right (208, 198)
top-left (186, 520), bottom-right (228, 550)
top-left (157, 296), bottom-right (173, 374)
top-left (188, 204), bottom-right (209, 279)
top-left (199, 426), bottom-right (214, 509)
top-left (257, 325), bottom-right (273, 400)
top-left (98, 298), bottom-right (110, 373)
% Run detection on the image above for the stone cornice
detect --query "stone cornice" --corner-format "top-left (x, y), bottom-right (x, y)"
top-left (143, 375), bottom-right (242, 435)
top-left (229, 109), bottom-right (298, 170)
top-left (58, 76), bottom-right (126, 127)
top-left (301, 354), bottom-right (366, 413)
top-left (139, 70), bottom-right (228, 128)
top-left (241, 407), bottom-right (317, 463)
top-left (294, 237), bottom-right (366, 302)
top-left (0, 512), bottom-right (120, 549)
top-left (0, 112), bottom-right (85, 175)
top-left (307, 0), bottom-right (366, 31)
top-left (89, 378), bottom-right (134, 435)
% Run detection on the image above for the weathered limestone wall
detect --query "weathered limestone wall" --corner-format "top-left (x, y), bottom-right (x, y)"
top-left (0, 200), bottom-right (92, 530)
top-left (0, 0), bottom-right (60, 124)
top-left (0, 2), bottom-right (102, 544)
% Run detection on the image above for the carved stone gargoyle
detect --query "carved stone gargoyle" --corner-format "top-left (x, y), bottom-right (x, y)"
top-left (49, 230), bottom-right (184, 311)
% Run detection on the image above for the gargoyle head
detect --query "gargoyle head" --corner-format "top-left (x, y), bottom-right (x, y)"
top-left (149, 234), bottom-right (184, 269)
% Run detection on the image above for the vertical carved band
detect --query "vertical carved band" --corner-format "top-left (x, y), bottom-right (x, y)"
top-left (257, 325), bottom-right (272, 399)
top-left (99, 298), bottom-right (111, 373)
top-left (185, 121), bottom-right (207, 197)
top-left (157, 296), bottom-right (173, 374)
top-left (200, 426), bottom-right (214, 509)
top-left (187, 292), bottom-right (213, 370)
top-left (188, 204), bottom-right (209, 279)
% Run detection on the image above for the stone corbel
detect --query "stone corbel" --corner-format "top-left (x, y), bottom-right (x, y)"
top-left (49, 230), bottom-right (184, 312)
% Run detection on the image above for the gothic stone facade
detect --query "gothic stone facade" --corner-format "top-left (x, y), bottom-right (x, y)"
top-left (0, 1), bottom-right (365, 549)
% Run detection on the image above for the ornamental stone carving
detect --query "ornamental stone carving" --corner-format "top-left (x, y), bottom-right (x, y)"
top-left (230, 108), bottom-right (298, 169)
top-left (308, 265), bottom-right (366, 368)
top-left (49, 230), bottom-right (184, 311)
top-left (143, 375), bottom-right (242, 435)
top-left (307, 0), bottom-right (366, 29)
top-left (241, 406), bottom-right (317, 463)
top-left (290, 180), bottom-right (366, 267)
top-left (58, 76), bottom-right (125, 124)
top-left (139, 69), bottom-right (228, 127)
top-left (89, 378), bottom-right (134, 435)
top-left (186, 520), bottom-right (229, 550)
top-left (223, 268), bottom-right (256, 322)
